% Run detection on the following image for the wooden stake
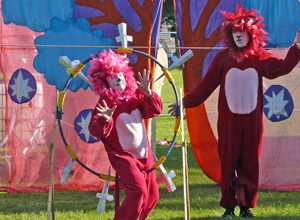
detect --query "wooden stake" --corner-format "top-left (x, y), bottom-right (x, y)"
top-left (49, 142), bottom-right (55, 220)
top-left (47, 90), bottom-right (58, 220)
top-left (180, 88), bottom-right (190, 220)
top-left (183, 140), bottom-right (190, 220)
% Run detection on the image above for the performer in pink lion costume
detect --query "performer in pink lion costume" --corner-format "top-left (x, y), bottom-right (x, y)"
top-left (88, 49), bottom-right (162, 220)
top-left (169, 3), bottom-right (300, 218)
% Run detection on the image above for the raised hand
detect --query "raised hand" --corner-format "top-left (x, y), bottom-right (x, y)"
top-left (96, 100), bottom-right (117, 121)
top-left (168, 103), bottom-right (177, 116)
top-left (168, 102), bottom-right (184, 116)
top-left (137, 69), bottom-right (153, 97)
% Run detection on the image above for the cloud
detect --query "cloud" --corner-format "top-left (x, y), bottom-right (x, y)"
top-left (2, 0), bottom-right (74, 32)
top-left (33, 17), bottom-right (114, 92)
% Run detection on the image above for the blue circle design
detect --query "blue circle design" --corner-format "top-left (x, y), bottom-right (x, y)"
top-left (74, 109), bottom-right (100, 143)
top-left (8, 68), bottom-right (37, 104)
top-left (263, 85), bottom-right (293, 122)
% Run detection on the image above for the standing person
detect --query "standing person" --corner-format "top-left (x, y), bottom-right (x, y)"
top-left (169, 4), bottom-right (300, 218)
top-left (88, 49), bottom-right (162, 220)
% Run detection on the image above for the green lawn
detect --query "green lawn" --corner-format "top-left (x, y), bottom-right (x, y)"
top-left (1, 69), bottom-right (300, 219)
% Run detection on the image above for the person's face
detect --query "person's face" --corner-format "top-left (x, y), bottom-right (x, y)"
top-left (108, 72), bottom-right (126, 91)
top-left (232, 30), bottom-right (250, 48)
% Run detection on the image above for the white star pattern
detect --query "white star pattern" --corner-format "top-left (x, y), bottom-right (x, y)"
top-left (76, 111), bottom-right (98, 142)
top-left (264, 88), bottom-right (289, 119)
top-left (9, 69), bottom-right (35, 103)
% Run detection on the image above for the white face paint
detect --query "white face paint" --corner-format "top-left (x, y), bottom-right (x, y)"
top-left (232, 30), bottom-right (250, 48)
top-left (108, 72), bottom-right (126, 91)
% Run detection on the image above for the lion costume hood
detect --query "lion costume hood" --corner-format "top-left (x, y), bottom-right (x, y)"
top-left (220, 3), bottom-right (270, 62)
top-left (87, 49), bottom-right (137, 105)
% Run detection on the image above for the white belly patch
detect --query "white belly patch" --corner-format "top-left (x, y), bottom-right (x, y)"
top-left (225, 68), bottom-right (258, 114)
top-left (116, 109), bottom-right (148, 159)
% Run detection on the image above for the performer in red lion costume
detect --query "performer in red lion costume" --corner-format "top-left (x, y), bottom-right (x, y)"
top-left (88, 49), bottom-right (162, 220)
top-left (170, 3), bottom-right (300, 218)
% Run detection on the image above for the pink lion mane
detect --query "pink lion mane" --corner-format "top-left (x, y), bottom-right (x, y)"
top-left (87, 49), bottom-right (137, 105)
top-left (220, 3), bottom-right (270, 62)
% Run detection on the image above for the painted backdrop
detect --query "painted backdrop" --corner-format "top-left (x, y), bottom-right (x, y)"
top-left (0, 0), bottom-right (163, 193)
top-left (175, 0), bottom-right (300, 190)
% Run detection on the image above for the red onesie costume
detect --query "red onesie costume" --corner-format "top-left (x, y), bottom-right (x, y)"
top-left (89, 89), bottom-right (162, 220)
top-left (87, 50), bottom-right (162, 220)
top-left (182, 4), bottom-right (300, 215)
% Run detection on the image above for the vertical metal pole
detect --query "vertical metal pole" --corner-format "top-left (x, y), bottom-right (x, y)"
top-left (47, 90), bottom-right (58, 220)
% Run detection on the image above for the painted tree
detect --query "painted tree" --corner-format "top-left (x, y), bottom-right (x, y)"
top-left (75, 0), bottom-right (162, 79)
top-left (175, 0), bottom-right (243, 184)
top-left (179, 0), bottom-right (221, 90)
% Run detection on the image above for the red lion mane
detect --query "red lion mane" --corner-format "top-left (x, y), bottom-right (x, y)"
top-left (87, 49), bottom-right (137, 105)
top-left (220, 3), bottom-right (270, 62)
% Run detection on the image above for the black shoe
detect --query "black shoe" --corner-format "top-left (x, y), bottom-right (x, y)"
top-left (222, 208), bottom-right (236, 218)
top-left (239, 209), bottom-right (255, 218)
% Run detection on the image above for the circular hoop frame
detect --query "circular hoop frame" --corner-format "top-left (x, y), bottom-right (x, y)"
top-left (57, 48), bottom-right (181, 181)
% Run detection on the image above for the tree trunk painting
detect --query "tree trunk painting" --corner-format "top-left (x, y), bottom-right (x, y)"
top-left (175, 0), bottom-right (244, 184)
top-left (75, 0), bottom-right (160, 82)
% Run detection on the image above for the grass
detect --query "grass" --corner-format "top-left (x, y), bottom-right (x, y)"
top-left (1, 69), bottom-right (300, 219)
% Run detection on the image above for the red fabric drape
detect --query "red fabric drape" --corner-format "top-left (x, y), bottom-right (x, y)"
top-left (0, 17), bottom-right (114, 193)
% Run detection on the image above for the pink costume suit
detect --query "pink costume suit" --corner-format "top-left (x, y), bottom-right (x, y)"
top-left (89, 89), bottom-right (162, 220)
top-left (183, 44), bottom-right (300, 208)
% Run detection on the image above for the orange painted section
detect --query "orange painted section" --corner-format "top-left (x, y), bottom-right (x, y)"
top-left (185, 101), bottom-right (221, 184)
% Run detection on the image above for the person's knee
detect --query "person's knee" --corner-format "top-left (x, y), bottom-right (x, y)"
top-left (135, 186), bottom-right (147, 198)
